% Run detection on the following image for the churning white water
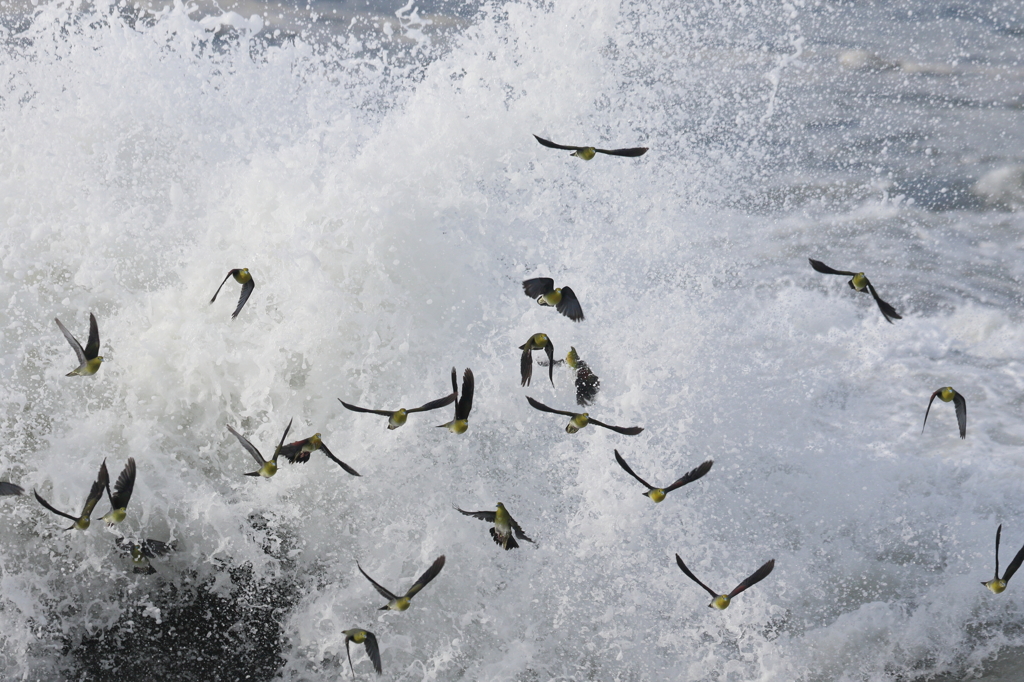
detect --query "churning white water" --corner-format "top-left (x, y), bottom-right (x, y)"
top-left (2, 0), bottom-right (1024, 679)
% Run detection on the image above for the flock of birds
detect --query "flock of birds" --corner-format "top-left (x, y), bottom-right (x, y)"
top-left (1, 135), bottom-right (1021, 676)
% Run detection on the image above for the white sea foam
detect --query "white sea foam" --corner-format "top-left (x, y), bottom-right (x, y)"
top-left (1, 0), bottom-right (1024, 679)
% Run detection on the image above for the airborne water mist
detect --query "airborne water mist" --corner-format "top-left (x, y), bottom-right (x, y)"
top-left (2, 0), bottom-right (1024, 680)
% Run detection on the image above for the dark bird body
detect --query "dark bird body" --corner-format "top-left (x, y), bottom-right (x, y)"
top-left (228, 418), bottom-right (293, 477)
top-left (437, 368), bottom-right (474, 433)
top-left (34, 460), bottom-right (110, 531)
top-left (357, 555), bottom-right (446, 611)
top-left (922, 387), bottom-right (966, 439)
top-left (340, 390), bottom-right (455, 430)
top-left (526, 396), bottom-right (642, 435)
top-left (343, 628), bottom-right (382, 676)
top-left (808, 259), bottom-right (901, 323)
top-left (614, 450), bottom-right (712, 502)
top-left (55, 312), bottom-right (103, 376)
top-left (522, 278), bottom-right (584, 322)
top-left (210, 268), bottom-right (254, 319)
top-left (455, 502), bottom-right (535, 550)
top-left (278, 432), bottom-right (360, 476)
top-left (520, 333), bottom-right (555, 387)
top-left (101, 458), bottom-right (136, 525)
top-left (675, 554), bottom-right (775, 610)
top-left (983, 525), bottom-right (1024, 594)
top-left (533, 134), bottom-right (648, 160)
top-left (116, 537), bottom-right (176, 574)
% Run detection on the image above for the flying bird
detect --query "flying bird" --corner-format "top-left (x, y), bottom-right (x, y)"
top-left (55, 313), bottom-right (103, 376)
top-left (437, 368), bottom-right (474, 433)
top-left (339, 389), bottom-right (455, 430)
top-left (278, 432), bottom-right (360, 476)
top-left (808, 259), bottom-right (901, 323)
top-left (228, 418), bottom-right (293, 478)
top-left (101, 458), bottom-right (136, 525)
top-left (675, 554), bottom-right (775, 610)
top-left (116, 537), bottom-right (176, 575)
top-left (0, 481), bottom-right (24, 496)
top-left (520, 333), bottom-right (555, 387)
top-left (922, 387), bottom-right (966, 439)
top-left (357, 555), bottom-right (446, 611)
top-left (614, 450), bottom-right (713, 503)
top-left (526, 396), bottom-right (643, 435)
top-left (566, 347), bottom-right (600, 406)
top-left (210, 268), bottom-right (255, 319)
top-left (342, 629), bottom-right (382, 676)
top-left (522, 278), bottom-right (584, 322)
top-left (455, 502), bottom-right (535, 550)
top-left (34, 460), bottom-right (110, 531)
top-left (983, 525), bottom-right (1024, 594)
top-left (533, 134), bottom-right (648, 160)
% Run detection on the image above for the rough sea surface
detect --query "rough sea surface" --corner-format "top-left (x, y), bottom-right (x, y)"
top-left (2, 0), bottom-right (1024, 679)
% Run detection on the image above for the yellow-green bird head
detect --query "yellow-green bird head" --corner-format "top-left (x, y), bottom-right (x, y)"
top-left (234, 268), bottom-right (251, 283)
top-left (572, 147), bottom-right (597, 160)
top-left (567, 413), bottom-right (590, 433)
top-left (388, 409), bottom-right (408, 429)
top-left (849, 272), bottom-right (868, 291)
top-left (983, 524), bottom-right (1024, 595)
top-left (566, 347), bottom-right (581, 369)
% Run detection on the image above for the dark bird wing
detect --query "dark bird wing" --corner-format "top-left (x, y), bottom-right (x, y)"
top-left (210, 271), bottom-right (233, 304)
top-left (454, 505), bottom-right (496, 523)
top-left (1003, 540), bottom-right (1024, 584)
top-left (526, 396), bottom-right (577, 417)
top-left (533, 135), bottom-right (581, 152)
top-left (272, 418), bottom-right (293, 462)
top-left (84, 313), bottom-right (101, 360)
top-left (728, 559), bottom-right (775, 598)
top-left (544, 341), bottom-right (555, 387)
top-left (491, 527), bottom-right (519, 550)
top-left (522, 277), bottom-right (555, 298)
top-left (33, 490), bottom-right (78, 522)
top-left (994, 524), bottom-right (1002, 581)
top-left (407, 394), bottom-right (457, 414)
top-left (363, 631), bottom-right (382, 675)
top-left (675, 554), bottom-right (719, 599)
top-left (109, 458), bottom-right (136, 511)
top-left (594, 146), bottom-right (648, 157)
top-left (456, 369), bottom-right (474, 420)
top-left (953, 392), bottom-right (967, 439)
top-left (588, 418), bottom-right (644, 436)
top-left (319, 443), bottom-right (360, 477)
top-left (404, 555), bottom-right (445, 599)
top-left (0, 482), bottom-right (23, 496)
top-left (520, 347), bottom-right (534, 387)
top-left (866, 280), bottom-right (901, 323)
top-left (232, 278), bottom-right (254, 319)
top-left (808, 259), bottom-right (857, 277)
top-left (575, 362), bottom-right (600, 406)
top-left (922, 391), bottom-right (941, 434)
top-left (358, 564), bottom-right (399, 602)
top-left (662, 459), bottom-right (714, 495)
top-left (554, 286), bottom-right (584, 322)
top-left (510, 516), bottom-right (535, 543)
top-left (227, 424), bottom-right (266, 466)
top-left (344, 637), bottom-right (356, 677)
top-left (279, 440), bottom-right (310, 464)
top-left (338, 400), bottom-right (395, 417)
top-left (80, 461), bottom-right (110, 520)
top-left (55, 317), bottom-right (87, 365)
top-left (614, 450), bottom-right (654, 490)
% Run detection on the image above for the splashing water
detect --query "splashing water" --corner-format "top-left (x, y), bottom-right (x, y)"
top-left (2, 0), bottom-right (1024, 679)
